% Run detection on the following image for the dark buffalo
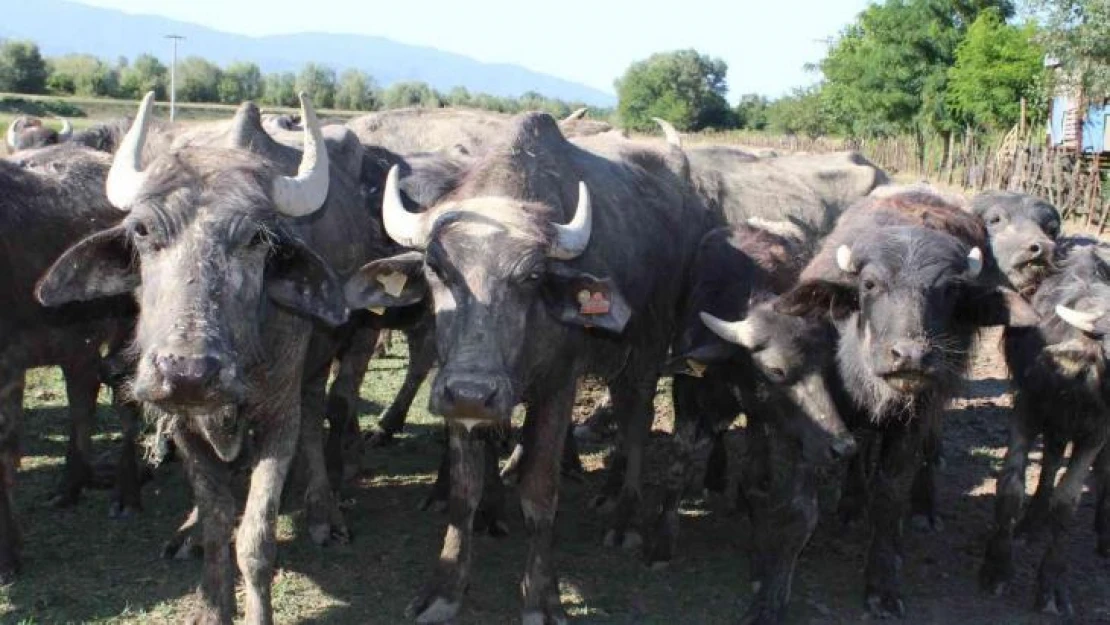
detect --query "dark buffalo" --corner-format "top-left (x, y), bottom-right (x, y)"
top-left (971, 190), bottom-right (1060, 296)
top-left (979, 237), bottom-right (1110, 617)
top-left (0, 142), bottom-right (138, 582)
top-left (35, 92), bottom-right (376, 624)
top-left (5, 116), bottom-right (73, 152)
top-left (774, 188), bottom-right (1034, 618)
top-left (346, 112), bottom-right (714, 622)
top-left (648, 223), bottom-right (856, 623)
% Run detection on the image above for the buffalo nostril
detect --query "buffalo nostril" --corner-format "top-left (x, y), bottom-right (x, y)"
top-left (1029, 243), bottom-right (1043, 258)
top-left (890, 346), bottom-right (904, 362)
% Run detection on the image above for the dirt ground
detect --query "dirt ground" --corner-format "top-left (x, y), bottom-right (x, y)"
top-left (1, 328), bottom-right (1109, 624)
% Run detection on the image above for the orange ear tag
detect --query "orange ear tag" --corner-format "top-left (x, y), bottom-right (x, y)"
top-left (579, 290), bottom-right (611, 315)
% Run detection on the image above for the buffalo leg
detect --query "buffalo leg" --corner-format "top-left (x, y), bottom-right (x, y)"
top-left (370, 323), bottom-right (434, 446)
top-left (177, 430), bottom-right (236, 625)
top-left (838, 431), bottom-right (874, 526)
top-left (863, 421), bottom-right (922, 618)
top-left (237, 406), bottom-right (300, 625)
top-left (0, 373), bottom-right (23, 584)
top-left (109, 393), bottom-right (144, 518)
top-left (602, 377), bottom-right (656, 550)
top-left (1016, 433), bottom-right (1066, 540)
top-left (406, 423), bottom-right (485, 624)
top-left (1095, 447), bottom-right (1110, 558)
top-left (910, 423), bottom-right (943, 532)
top-left (420, 425), bottom-right (451, 512)
top-left (300, 362), bottom-right (350, 546)
top-left (1033, 431), bottom-right (1107, 616)
top-left (742, 427), bottom-right (819, 625)
top-left (324, 324), bottom-right (378, 484)
top-left (518, 382), bottom-right (575, 623)
top-left (52, 359), bottom-right (101, 506)
top-left (980, 402), bottom-right (1036, 596)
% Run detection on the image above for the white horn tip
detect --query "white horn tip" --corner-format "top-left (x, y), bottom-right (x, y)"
top-left (1055, 304), bottom-right (1100, 333)
top-left (967, 247), bottom-right (984, 277)
top-left (836, 245), bottom-right (855, 273)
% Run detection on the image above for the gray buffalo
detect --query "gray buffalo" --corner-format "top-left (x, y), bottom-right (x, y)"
top-left (6, 116), bottom-right (73, 152)
top-left (36, 92), bottom-right (376, 624)
top-left (346, 112), bottom-right (714, 623)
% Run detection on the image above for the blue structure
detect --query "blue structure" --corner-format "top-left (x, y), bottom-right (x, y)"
top-left (1048, 95), bottom-right (1109, 153)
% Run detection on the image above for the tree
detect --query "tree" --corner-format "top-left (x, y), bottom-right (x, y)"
top-left (296, 63), bottom-right (336, 109)
top-left (334, 69), bottom-right (377, 111)
top-left (766, 87), bottom-right (832, 137)
top-left (947, 11), bottom-right (1044, 131)
top-left (0, 40), bottom-right (48, 94)
top-left (446, 86), bottom-right (472, 108)
top-left (118, 54), bottom-right (167, 99)
top-left (1029, 0), bottom-right (1110, 95)
top-left (735, 93), bottom-right (770, 130)
top-left (262, 72), bottom-right (298, 107)
top-left (47, 54), bottom-right (119, 97)
top-left (177, 56), bottom-right (222, 103)
top-left (615, 49), bottom-right (735, 132)
top-left (218, 61), bottom-right (263, 104)
top-left (380, 81), bottom-right (442, 109)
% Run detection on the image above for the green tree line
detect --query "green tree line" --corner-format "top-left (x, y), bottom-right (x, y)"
top-left (0, 39), bottom-right (607, 119)
top-left (614, 0), bottom-right (1094, 143)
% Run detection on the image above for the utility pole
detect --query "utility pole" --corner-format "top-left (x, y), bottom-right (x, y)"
top-left (165, 34), bottom-right (185, 121)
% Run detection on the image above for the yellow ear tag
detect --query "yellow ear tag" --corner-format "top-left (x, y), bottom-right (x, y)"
top-left (686, 360), bottom-right (706, 378)
top-left (368, 307), bottom-right (386, 315)
top-left (376, 271), bottom-right (408, 298)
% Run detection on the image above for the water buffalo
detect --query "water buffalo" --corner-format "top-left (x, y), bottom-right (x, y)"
top-left (971, 190), bottom-right (1060, 296)
top-left (0, 142), bottom-right (138, 582)
top-left (35, 92), bottom-right (376, 624)
top-left (345, 112), bottom-right (714, 622)
top-left (5, 116), bottom-right (73, 152)
top-left (979, 238), bottom-right (1110, 617)
top-left (774, 188), bottom-right (1035, 618)
top-left (648, 223), bottom-right (856, 623)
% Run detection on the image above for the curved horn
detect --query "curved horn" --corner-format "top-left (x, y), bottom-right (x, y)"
top-left (57, 118), bottom-right (73, 142)
top-left (381, 164), bottom-right (427, 248)
top-left (652, 118), bottom-right (682, 148)
top-left (966, 247), bottom-right (983, 278)
top-left (6, 117), bottom-right (25, 150)
top-left (548, 181), bottom-right (593, 260)
top-left (271, 92), bottom-right (330, 217)
top-left (700, 312), bottom-right (756, 348)
top-left (1055, 304), bottom-right (1101, 334)
top-left (836, 245), bottom-right (856, 273)
top-left (105, 92), bottom-right (156, 210)
top-left (563, 107), bottom-right (588, 122)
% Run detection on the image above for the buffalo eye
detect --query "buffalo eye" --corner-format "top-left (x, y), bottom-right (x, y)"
top-left (988, 214), bottom-right (1002, 226)
top-left (766, 366), bottom-right (786, 382)
top-left (246, 229), bottom-right (269, 250)
top-left (862, 278), bottom-right (877, 293)
top-left (524, 270), bottom-right (542, 283)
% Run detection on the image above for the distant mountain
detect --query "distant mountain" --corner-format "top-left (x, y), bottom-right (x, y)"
top-left (1, 0), bottom-right (615, 106)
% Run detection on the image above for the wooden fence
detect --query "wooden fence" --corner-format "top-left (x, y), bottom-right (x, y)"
top-left (694, 130), bottom-right (1110, 232)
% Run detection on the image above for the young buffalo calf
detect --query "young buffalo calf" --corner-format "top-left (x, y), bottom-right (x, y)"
top-left (649, 223), bottom-right (855, 624)
top-left (775, 189), bottom-right (1034, 618)
top-left (981, 239), bottom-right (1110, 616)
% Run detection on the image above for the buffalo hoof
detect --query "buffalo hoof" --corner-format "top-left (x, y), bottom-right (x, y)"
top-left (309, 521), bottom-right (352, 547)
top-left (602, 528), bottom-right (642, 550)
top-left (589, 495), bottom-right (618, 516)
top-left (184, 605), bottom-right (228, 625)
top-left (737, 602), bottom-right (784, 625)
top-left (865, 589), bottom-right (906, 619)
top-left (910, 513), bottom-right (944, 534)
top-left (108, 501), bottom-right (140, 520)
top-left (406, 590), bottom-right (461, 624)
top-left (1035, 578), bottom-right (1074, 617)
top-left (521, 607), bottom-right (569, 625)
top-left (366, 428), bottom-right (396, 448)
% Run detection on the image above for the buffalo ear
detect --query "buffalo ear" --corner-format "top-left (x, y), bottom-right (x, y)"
top-left (958, 286), bottom-right (1040, 328)
top-left (542, 265), bottom-right (631, 334)
top-left (774, 280), bottom-right (858, 320)
top-left (663, 342), bottom-right (737, 376)
top-left (265, 238), bottom-right (348, 327)
top-left (36, 226), bottom-right (138, 306)
top-left (343, 251), bottom-right (427, 310)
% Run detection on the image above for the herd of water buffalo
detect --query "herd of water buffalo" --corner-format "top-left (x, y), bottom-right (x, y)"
top-left (1, 91), bottom-right (1108, 625)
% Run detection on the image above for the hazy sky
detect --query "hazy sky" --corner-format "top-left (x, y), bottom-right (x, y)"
top-left (74, 0), bottom-right (873, 102)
